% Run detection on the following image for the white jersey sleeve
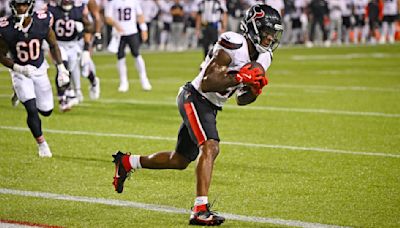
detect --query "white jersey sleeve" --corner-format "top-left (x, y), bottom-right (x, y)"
top-left (191, 31), bottom-right (272, 107)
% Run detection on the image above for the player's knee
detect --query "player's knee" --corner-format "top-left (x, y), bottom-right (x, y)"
top-left (201, 140), bottom-right (220, 160)
top-left (38, 109), bottom-right (53, 117)
top-left (117, 53), bottom-right (125, 59)
top-left (23, 99), bottom-right (38, 115)
top-left (175, 162), bottom-right (189, 170)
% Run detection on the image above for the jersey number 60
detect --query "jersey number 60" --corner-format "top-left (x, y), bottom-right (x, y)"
top-left (16, 39), bottom-right (40, 62)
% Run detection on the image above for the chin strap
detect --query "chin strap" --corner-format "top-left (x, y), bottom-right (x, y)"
top-left (14, 16), bottom-right (25, 31)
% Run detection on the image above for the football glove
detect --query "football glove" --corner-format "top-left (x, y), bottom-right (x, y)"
top-left (235, 64), bottom-right (264, 85)
top-left (13, 64), bottom-right (37, 77)
top-left (93, 32), bottom-right (103, 51)
top-left (75, 21), bottom-right (84, 33)
top-left (81, 50), bottom-right (91, 67)
top-left (252, 76), bottom-right (268, 95)
top-left (57, 64), bottom-right (70, 87)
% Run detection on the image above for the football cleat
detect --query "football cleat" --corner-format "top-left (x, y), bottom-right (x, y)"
top-left (189, 204), bottom-right (225, 226)
top-left (76, 90), bottom-right (84, 103)
top-left (118, 83), bottom-right (129, 92)
top-left (59, 98), bottom-right (72, 112)
top-left (112, 151), bottom-right (133, 193)
top-left (38, 141), bottom-right (52, 158)
top-left (89, 77), bottom-right (100, 100)
top-left (141, 79), bottom-right (152, 91)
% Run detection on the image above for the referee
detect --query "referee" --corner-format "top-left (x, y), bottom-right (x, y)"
top-left (195, 0), bottom-right (228, 57)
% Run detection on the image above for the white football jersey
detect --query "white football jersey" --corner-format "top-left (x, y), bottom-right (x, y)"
top-left (342, 0), bottom-right (353, 17)
top-left (353, 0), bottom-right (368, 15)
top-left (383, 0), bottom-right (398, 16)
top-left (191, 32), bottom-right (272, 107)
top-left (105, 0), bottom-right (143, 36)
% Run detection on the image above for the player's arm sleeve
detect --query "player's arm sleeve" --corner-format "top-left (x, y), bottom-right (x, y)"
top-left (256, 51), bottom-right (272, 72)
top-left (46, 28), bottom-right (63, 65)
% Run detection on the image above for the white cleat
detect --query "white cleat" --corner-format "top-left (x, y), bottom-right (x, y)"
top-left (141, 79), bottom-right (152, 91)
top-left (118, 83), bottom-right (129, 92)
top-left (38, 141), bottom-right (52, 158)
top-left (89, 77), bottom-right (100, 100)
top-left (67, 97), bottom-right (80, 107)
top-left (76, 90), bottom-right (84, 103)
top-left (59, 98), bottom-right (72, 112)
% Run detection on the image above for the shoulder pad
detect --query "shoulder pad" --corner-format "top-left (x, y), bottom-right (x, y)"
top-left (0, 16), bottom-right (10, 28)
top-left (218, 32), bottom-right (243, 50)
top-left (34, 11), bottom-right (51, 20)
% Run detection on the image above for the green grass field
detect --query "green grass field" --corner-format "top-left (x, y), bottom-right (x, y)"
top-left (0, 44), bottom-right (399, 227)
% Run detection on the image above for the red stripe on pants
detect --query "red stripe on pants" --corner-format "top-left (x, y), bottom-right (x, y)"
top-left (184, 102), bottom-right (206, 145)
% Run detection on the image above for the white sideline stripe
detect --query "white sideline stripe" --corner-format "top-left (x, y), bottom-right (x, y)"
top-left (291, 53), bottom-right (400, 61)
top-left (1, 126), bottom-right (399, 158)
top-left (0, 188), bottom-right (349, 228)
top-left (98, 98), bottom-right (400, 118)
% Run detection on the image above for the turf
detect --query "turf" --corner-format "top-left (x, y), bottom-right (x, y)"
top-left (0, 43), bottom-right (399, 227)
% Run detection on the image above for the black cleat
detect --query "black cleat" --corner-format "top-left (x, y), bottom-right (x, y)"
top-left (112, 151), bottom-right (132, 193)
top-left (189, 203), bottom-right (225, 226)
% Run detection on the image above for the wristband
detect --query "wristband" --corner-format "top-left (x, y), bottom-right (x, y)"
top-left (139, 23), bottom-right (148, 31)
top-left (57, 64), bottom-right (67, 72)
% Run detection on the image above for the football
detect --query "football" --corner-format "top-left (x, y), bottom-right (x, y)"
top-left (246, 61), bottom-right (265, 77)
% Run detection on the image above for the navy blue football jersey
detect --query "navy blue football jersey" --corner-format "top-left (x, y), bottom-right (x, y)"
top-left (47, 4), bottom-right (85, 41)
top-left (0, 12), bottom-right (52, 68)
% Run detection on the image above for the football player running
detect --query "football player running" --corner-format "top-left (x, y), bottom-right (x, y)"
top-left (79, 0), bottom-right (102, 100)
top-left (0, 0), bottom-right (70, 157)
top-left (111, 4), bottom-right (283, 226)
top-left (47, 0), bottom-right (93, 111)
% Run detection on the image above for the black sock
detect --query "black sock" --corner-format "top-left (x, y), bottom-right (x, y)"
top-left (23, 99), bottom-right (42, 138)
top-left (88, 71), bottom-right (96, 85)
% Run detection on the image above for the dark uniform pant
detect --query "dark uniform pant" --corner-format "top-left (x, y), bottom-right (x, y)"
top-left (175, 83), bottom-right (220, 161)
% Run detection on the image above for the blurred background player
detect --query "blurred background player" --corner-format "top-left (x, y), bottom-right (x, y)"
top-left (195, 0), bottom-right (228, 57)
top-left (105, 0), bottom-right (151, 92)
top-left (0, 0), bottom-right (70, 156)
top-left (328, 0), bottom-right (346, 45)
top-left (353, 0), bottom-right (369, 44)
top-left (380, 0), bottom-right (399, 44)
top-left (307, 0), bottom-right (330, 47)
top-left (140, 0), bottom-right (159, 50)
top-left (79, 0), bottom-right (102, 100)
top-left (170, 0), bottom-right (185, 51)
top-left (47, 0), bottom-right (93, 111)
top-left (341, 0), bottom-right (354, 45)
top-left (366, 0), bottom-right (383, 44)
top-left (111, 4), bottom-right (282, 226)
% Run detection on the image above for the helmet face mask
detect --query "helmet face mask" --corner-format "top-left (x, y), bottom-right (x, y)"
top-left (240, 4), bottom-right (284, 53)
top-left (9, 0), bottom-right (35, 28)
top-left (57, 0), bottom-right (74, 11)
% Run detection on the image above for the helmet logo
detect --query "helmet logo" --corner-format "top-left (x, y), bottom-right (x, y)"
top-left (254, 11), bottom-right (265, 19)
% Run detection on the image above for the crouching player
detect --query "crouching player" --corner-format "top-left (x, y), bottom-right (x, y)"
top-left (0, 0), bottom-right (70, 157)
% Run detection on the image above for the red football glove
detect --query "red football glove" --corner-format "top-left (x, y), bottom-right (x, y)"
top-left (252, 76), bottom-right (268, 95)
top-left (235, 64), bottom-right (264, 85)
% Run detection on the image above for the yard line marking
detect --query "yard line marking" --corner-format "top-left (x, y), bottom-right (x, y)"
top-left (1, 126), bottom-right (399, 158)
top-left (291, 53), bottom-right (400, 61)
top-left (0, 188), bottom-right (350, 228)
top-left (98, 98), bottom-right (400, 118)
top-left (271, 84), bottom-right (400, 93)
